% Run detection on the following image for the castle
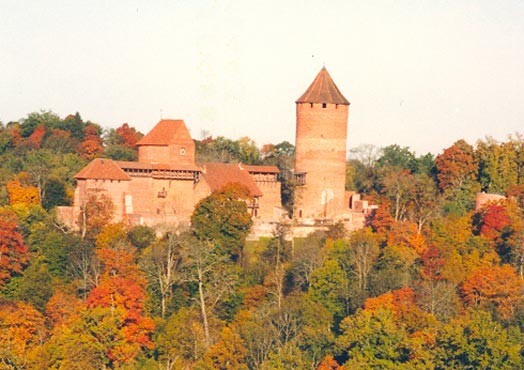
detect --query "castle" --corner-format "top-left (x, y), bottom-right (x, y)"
top-left (59, 68), bottom-right (375, 235)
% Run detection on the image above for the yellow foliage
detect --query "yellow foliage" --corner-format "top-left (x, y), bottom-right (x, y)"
top-left (6, 178), bottom-right (40, 206)
top-left (96, 222), bottom-right (128, 249)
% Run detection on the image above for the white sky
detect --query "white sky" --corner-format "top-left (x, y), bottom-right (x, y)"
top-left (1, 0), bottom-right (523, 155)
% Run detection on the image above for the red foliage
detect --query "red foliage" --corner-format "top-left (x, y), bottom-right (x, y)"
top-left (28, 124), bottom-right (46, 148)
top-left (420, 245), bottom-right (444, 281)
top-left (116, 123), bottom-right (143, 148)
top-left (0, 209), bottom-right (29, 286)
top-left (435, 140), bottom-right (476, 191)
top-left (479, 202), bottom-right (511, 240)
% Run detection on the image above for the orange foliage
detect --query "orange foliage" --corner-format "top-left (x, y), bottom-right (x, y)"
top-left (317, 355), bottom-right (345, 370)
top-left (86, 246), bottom-right (154, 362)
top-left (0, 209), bottom-right (29, 285)
top-left (364, 287), bottom-right (417, 316)
top-left (0, 300), bottom-right (46, 358)
top-left (78, 124), bottom-right (103, 159)
top-left (461, 264), bottom-right (524, 320)
top-left (387, 221), bottom-right (427, 255)
top-left (6, 178), bottom-right (40, 206)
top-left (368, 201), bottom-right (396, 235)
top-left (203, 325), bottom-right (247, 369)
top-left (45, 290), bottom-right (83, 328)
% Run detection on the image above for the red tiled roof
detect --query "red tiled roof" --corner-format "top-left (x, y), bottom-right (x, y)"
top-left (75, 158), bottom-right (131, 181)
top-left (115, 161), bottom-right (201, 172)
top-left (296, 67), bottom-right (350, 105)
top-left (136, 119), bottom-right (193, 146)
top-left (242, 165), bottom-right (280, 173)
top-left (200, 163), bottom-right (263, 197)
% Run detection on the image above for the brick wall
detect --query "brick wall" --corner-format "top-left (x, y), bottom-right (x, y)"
top-left (294, 102), bottom-right (349, 220)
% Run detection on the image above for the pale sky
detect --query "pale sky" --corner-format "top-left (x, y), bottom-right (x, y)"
top-left (1, 0), bottom-right (523, 155)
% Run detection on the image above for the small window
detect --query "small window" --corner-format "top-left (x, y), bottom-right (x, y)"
top-left (322, 103), bottom-right (327, 108)
top-left (336, 104), bottom-right (338, 109)
top-left (180, 147), bottom-right (186, 155)
top-left (310, 103), bottom-right (313, 108)
top-left (299, 209), bottom-right (303, 218)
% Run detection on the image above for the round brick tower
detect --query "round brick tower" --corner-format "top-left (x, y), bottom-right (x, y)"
top-left (294, 67), bottom-right (350, 220)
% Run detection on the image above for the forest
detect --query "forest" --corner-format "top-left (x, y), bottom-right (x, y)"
top-left (1, 110), bottom-right (524, 369)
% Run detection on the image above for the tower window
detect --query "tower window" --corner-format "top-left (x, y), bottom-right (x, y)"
top-left (336, 104), bottom-right (338, 109)
top-left (180, 147), bottom-right (186, 155)
top-left (310, 103), bottom-right (313, 108)
top-left (322, 103), bottom-right (327, 108)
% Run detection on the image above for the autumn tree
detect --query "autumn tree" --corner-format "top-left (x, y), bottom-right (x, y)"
top-left (197, 325), bottom-right (248, 370)
top-left (85, 242), bottom-right (155, 365)
top-left (317, 355), bottom-right (345, 370)
top-left (435, 139), bottom-right (477, 191)
top-left (0, 208), bottom-right (29, 286)
top-left (0, 299), bottom-right (46, 367)
top-left (77, 124), bottom-right (103, 160)
top-left (477, 201), bottom-right (511, 242)
top-left (436, 140), bottom-right (480, 215)
top-left (79, 193), bottom-right (115, 239)
top-left (104, 123), bottom-right (143, 161)
top-left (461, 264), bottom-right (524, 320)
top-left (6, 176), bottom-right (40, 206)
top-left (414, 245), bottom-right (458, 320)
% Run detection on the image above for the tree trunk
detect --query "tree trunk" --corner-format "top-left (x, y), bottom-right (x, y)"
top-left (197, 264), bottom-right (210, 346)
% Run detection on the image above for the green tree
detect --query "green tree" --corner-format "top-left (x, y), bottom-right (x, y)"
top-left (434, 310), bottom-right (522, 369)
top-left (476, 137), bottom-right (519, 193)
top-left (16, 259), bottom-right (53, 312)
top-left (309, 259), bottom-right (348, 320)
top-left (191, 183), bottom-right (253, 262)
top-left (337, 308), bottom-right (432, 369)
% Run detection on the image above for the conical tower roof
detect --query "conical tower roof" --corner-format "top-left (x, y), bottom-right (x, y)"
top-left (296, 67), bottom-right (350, 105)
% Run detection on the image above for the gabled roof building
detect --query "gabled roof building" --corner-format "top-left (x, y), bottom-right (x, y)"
top-left (59, 68), bottom-right (375, 236)
top-left (60, 118), bottom-right (282, 230)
